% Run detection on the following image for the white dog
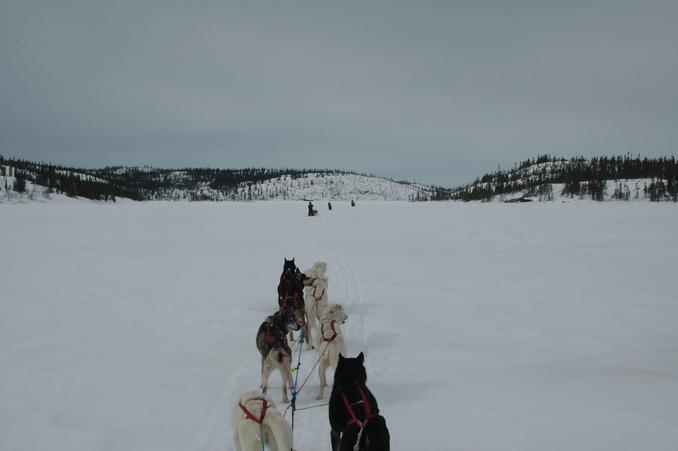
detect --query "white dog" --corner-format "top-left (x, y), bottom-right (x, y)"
top-left (303, 261), bottom-right (328, 349)
top-left (316, 303), bottom-right (348, 399)
top-left (304, 275), bottom-right (328, 350)
top-left (231, 390), bottom-right (293, 451)
top-left (303, 261), bottom-right (327, 280)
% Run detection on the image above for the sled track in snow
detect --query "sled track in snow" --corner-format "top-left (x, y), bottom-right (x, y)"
top-left (188, 353), bottom-right (253, 451)
top-left (332, 257), bottom-right (368, 355)
top-left (188, 391), bottom-right (231, 451)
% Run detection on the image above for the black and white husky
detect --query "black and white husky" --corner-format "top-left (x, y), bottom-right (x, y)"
top-left (256, 309), bottom-right (301, 403)
top-left (231, 390), bottom-right (292, 451)
top-left (329, 353), bottom-right (390, 451)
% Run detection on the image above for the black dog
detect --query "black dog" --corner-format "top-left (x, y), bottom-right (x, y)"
top-left (277, 258), bottom-right (311, 340)
top-left (329, 353), bottom-right (390, 451)
top-left (277, 258), bottom-right (310, 302)
top-left (256, 309), bottom-right (301, 403)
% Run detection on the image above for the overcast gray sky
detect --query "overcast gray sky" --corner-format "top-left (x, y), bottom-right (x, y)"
top-left (1, 0), bottom-right (677, 186)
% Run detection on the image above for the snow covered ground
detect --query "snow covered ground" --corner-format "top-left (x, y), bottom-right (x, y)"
top-left (1, 201), bottom-right (677, 451)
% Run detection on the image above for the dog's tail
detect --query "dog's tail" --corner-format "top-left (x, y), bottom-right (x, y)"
top-left (364, 415), bottom-right (390, 451)
top-left (275, 348), bottom-right (285, 364)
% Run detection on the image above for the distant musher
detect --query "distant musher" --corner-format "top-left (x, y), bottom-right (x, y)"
top-left (328, 201), bottom-right (332, 211)
top-left (308, 201), bottom-right (317, 217)
top-left (350, 199), bottom-right (355, 207)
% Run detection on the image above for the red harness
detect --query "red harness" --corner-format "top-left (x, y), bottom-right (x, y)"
top-left (321, 320), bottom-right (338, 342)
top-left (340, 384), bottom-right (374, 429)
top-left (281, 292), bottom-right (301, 309)
top-left (312, 287), bottom-right (325, 300)
top-left (282, 269), bottom-right (295, 281)
top-left (239, 397), bottom-right (269, 425)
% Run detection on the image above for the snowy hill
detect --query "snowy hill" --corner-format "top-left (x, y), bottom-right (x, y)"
top-left (3, 154), bottom-right (676, 203)
top-left (0, 157), bottom-right (446, 202)
top-left (103, 167), bottom-right (441, 201)
top-left (0, 164), bottom-right (62, 203)
top-left (213, 172), bottom-right (436, 201)
top-left (451, 155), bottom-right (678, 202)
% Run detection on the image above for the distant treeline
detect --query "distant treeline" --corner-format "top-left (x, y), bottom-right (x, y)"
top-left (1, 156), bottom-right (136, 201)
top-left (3, 154), bottom-right (676, 202)
top-left (0, 155), bottom-right (398, 201)
top-left (451, 155), bottom-right (678, 202)
top-left (88, 166), bottom-right (351, 200)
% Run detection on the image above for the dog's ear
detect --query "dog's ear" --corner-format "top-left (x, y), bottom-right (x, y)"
top-left (357, 352), bottom-right (364, 363)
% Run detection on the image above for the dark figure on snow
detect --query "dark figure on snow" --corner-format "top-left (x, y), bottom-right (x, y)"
top-left (328, 201), bottom-right (332, 211)
top-left (351, 200), bottom-right (355, 207)
top-left (308, 201), bottom-right (315, 217)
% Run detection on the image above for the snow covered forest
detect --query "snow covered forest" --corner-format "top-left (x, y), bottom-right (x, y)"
top-left (3, 154), bottom-right (677, 203)
top-left (452, 155), bottom-right (678, 202)
top-left (0, 155), bottom-right (447, 202)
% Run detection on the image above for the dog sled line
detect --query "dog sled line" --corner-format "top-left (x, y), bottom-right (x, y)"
top-left (232, 258), bottom-right (390, 451)
top-left (305, 199), bottom-right (356, 217)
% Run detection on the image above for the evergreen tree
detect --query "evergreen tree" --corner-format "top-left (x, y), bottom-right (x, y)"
top-left (13, 173), bottom-right (26, 193)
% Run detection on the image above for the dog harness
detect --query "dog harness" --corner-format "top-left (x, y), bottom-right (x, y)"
top-left (280, 291), bottom-right (301, 309)
top-left (265, 328), bottom-right (284, 348)
top-left (264, 321), bottom-right (283, 343)
top-left (265, 324), bottom-right (274, 343)
top-left (340, 383), bottom-right (374, 429)
top-left (321, 320), bottom-right (338, 342)
top-left (263, 322), bottom-right (289, 363)
top-left (239, 397), bottom-right (269, 425)
top-left (311, 286), bottom-right (325, 301)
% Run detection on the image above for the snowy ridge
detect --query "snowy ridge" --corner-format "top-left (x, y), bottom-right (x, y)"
top-left (0, 165), bottom-right (57, 203)
top-left (229, 172), bottom-right (431, 201)
top-left (113, 167), bottom-right (436, 201)
top-left (452, 155), bottom-right (678, 202)
top-left (1, 157), bottom-right (441, 202)
top-left (3, 154), bottom-right (676, 203)
top-left (494, 178), bottom-right (661, 203)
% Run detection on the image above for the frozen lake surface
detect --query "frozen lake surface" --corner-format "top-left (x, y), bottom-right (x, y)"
top-left (1, 201), bottom-right (677, 450)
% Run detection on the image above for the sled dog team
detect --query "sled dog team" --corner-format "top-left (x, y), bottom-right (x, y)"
top-left (232, 259), bottom-right (390, 451)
